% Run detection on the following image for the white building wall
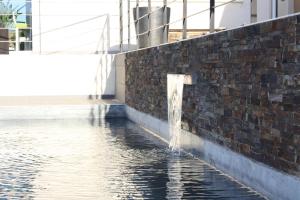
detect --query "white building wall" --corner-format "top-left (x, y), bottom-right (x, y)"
top-left (257, 0), bottom-right (272, 22)
top-left (0, 54), bottom-right (115, 96)
top-left (278, 0), bottom-right (294, 17)
top-left (31, 0), bottom-right (120, 54)
top-left (257, 0), bottom-right (296, 22)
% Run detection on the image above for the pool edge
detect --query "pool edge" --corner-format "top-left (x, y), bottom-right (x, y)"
top-left (0, 104), bottom-right (126, 120)
top-left (125, 105), bottom-right (300, 200)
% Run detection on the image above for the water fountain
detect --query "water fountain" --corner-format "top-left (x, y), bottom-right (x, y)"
top-left (167, 74), bottom-right (195, 151)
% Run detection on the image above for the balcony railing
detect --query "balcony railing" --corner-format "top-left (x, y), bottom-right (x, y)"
top-left (117, 0), bottom-right (300, 52)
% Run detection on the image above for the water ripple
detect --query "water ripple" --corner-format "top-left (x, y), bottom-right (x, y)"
top-left (0, 119), bottom-right (266, 199)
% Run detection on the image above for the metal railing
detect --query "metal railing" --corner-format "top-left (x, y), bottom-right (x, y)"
top-left (1, 0), bottom-right (296, 54)
top-left (118, 0), bottom-right (246, 52)
top-left (118, 0), bottom-right (300, 52)
top-left (0, 12), bottom-right (118, 54)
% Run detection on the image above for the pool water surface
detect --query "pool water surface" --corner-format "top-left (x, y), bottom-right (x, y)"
top-left (0, 118), bottom-right (265, 199)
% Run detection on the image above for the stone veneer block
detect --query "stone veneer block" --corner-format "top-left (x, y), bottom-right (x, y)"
top-left (124, 12), bottom-right (300, 192)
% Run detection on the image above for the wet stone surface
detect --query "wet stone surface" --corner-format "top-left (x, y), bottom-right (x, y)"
top-left (0, 119), bottom-right (265, 199)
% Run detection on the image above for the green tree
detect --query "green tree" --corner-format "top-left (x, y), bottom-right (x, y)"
top-left (0, 0), bottom-right (20, 28)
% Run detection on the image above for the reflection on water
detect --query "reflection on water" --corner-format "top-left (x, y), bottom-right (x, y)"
top-left (0, 119), bottom-right (265, 199)
top-left (167, 74), bottom-right (185, 151)
top-left (167, 156), bottom-right (183, 200)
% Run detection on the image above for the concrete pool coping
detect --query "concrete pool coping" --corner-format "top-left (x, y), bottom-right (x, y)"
top-left (0, 96), bottom-right (125, 120)
top-left (0, 96), bottom-right (122, 106)
top-left (126, 105), bottom-right (300, 200)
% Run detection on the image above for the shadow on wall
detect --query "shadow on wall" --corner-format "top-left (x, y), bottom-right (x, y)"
top-left (88, 105), bottom-right (126, 127)
top-left (90, 12), bottom-right (135, 100)
top-left (94, 50), bottom-right (115, 99)
top-left (93, 14), bottom-right (117, 99)
top-left (94, 43), bottom-right (137, 100)
top-left (108, 44), bottom-right (137, 54)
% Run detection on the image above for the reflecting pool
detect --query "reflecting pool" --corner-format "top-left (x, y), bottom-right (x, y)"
top-left (0, 119), bottom-right (265, 199)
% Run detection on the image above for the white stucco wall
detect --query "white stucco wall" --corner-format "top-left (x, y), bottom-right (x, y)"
top-left (257, 0), bottom-right (296, 22)
top-left (169, 0), bottom-right (251, 27)
top-left (31, 0), bottom-right (119, 54)
top-left (0, 54), bottom-right (115, 96)
top-left (257, 0), bottom-right (272, 22)
top-left (278, 0), bottom-right (294, 17)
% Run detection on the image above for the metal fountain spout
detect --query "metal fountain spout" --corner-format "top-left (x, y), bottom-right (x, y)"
top-left (183, 73), bottom-right (197, 85)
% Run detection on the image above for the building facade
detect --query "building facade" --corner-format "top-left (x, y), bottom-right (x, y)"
top-left (11, 0), bottom-right (300, 53)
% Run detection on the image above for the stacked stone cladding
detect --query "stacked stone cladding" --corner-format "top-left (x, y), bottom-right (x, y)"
top-left (125, 14), bottom-right (300, 176)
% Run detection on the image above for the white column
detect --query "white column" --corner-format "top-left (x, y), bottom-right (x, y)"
top-left (257, 0), bottom-right (272, 22)
top-left (278, 0), bottom-right (294, 17)
top-left (243, 0), bottom-right (252, 24)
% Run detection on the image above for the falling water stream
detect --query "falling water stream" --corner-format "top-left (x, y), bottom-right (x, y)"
top-left (167, 74), bottom-right (185, 151)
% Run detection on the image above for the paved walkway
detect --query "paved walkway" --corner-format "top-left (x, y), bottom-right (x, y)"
top-left (0, 96), bottom-right (122, 106)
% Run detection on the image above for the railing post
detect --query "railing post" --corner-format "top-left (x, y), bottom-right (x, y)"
top-left (163, 0), bottom-right (168, 43)
top-left (119, 0), bottom-right (123, 52)
top-left (106, 14), bottom-right (110, 53)
top-left (101, 26), bottom-right (105, 97)
top-left (209, 0), bottom-right (215, 33)
top-left (148, 0), bottom-right (152, 47)
top-left (182, 0), bottom-right (187, 39)
top-left (127, 0), bottom-right (131, 50)
top-left (136, 0), bottom-right (140, 49)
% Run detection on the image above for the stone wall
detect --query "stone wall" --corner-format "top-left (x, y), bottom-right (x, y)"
top-left (125, 14), bottom-right (300, 176)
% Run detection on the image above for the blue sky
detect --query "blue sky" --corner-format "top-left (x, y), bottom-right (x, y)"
top-left (2, 0), bottom-right (29, 23)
